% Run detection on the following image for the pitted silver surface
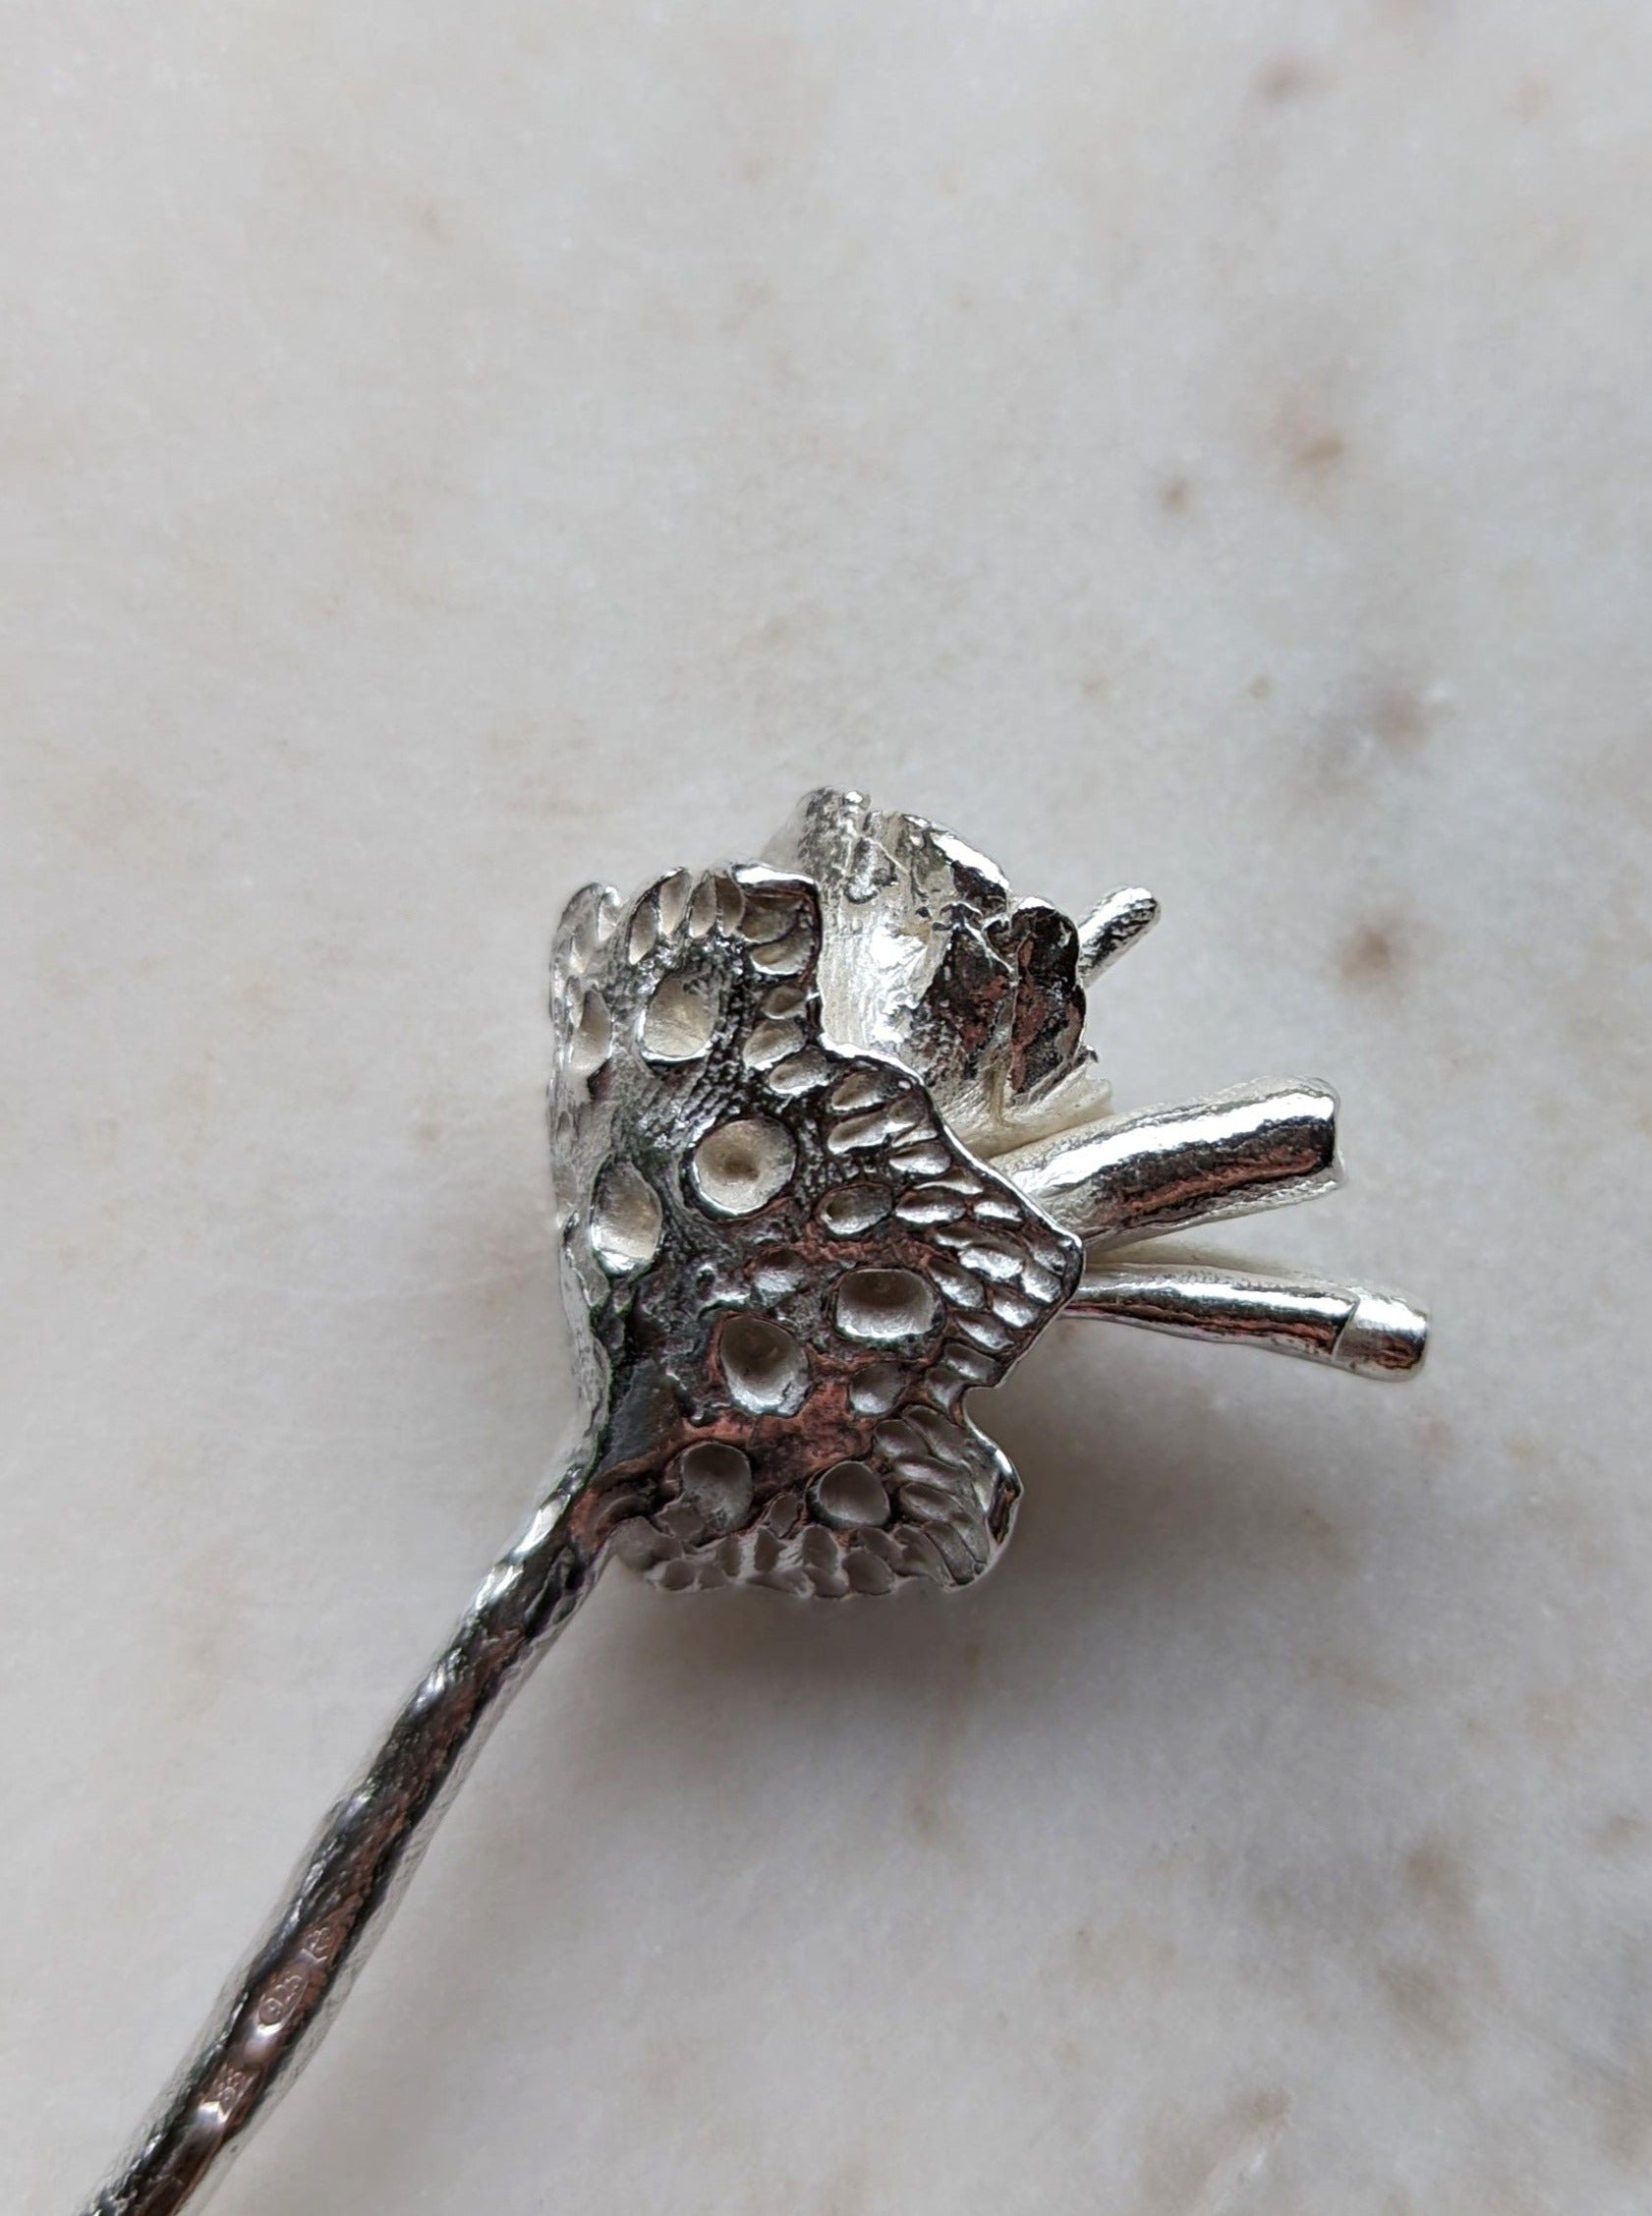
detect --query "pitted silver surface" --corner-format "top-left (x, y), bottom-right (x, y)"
top-left (548, 854), bottom-right (1082, 1597)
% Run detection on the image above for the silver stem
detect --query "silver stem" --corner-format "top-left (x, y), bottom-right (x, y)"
top-left (1075, 886), bottom-right (1160, 982)
top-left (83, 1429), bottom-right (610, 2216)
top-left (995, 1080), bottom-right (1341, 1247)
top-left (1066, 1259), bottom-right (1428, 1378)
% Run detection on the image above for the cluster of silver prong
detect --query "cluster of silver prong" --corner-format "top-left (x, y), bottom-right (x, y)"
top-left (997, 1078), bottom-right (1426, 1381)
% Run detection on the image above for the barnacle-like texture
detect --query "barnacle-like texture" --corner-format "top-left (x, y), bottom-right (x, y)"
top-left (550, 859), bottom-right (1082, 1597)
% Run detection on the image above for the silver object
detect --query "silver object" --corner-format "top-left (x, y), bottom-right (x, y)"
top-left (84, 788), bottom-right (1428, 2214)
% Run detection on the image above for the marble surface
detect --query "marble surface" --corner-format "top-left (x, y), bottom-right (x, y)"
top-left (5, 4), bottom-right (1652, 2211)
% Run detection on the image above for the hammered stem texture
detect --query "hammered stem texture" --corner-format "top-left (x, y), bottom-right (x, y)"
top-left (83, 1434), bottom-right (608, 2216)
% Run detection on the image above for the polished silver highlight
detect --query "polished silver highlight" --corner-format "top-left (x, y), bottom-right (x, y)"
top-left (994, 1080), bottom-right (1342, 1247)
top-left (1067, 1257), bottom-right (1429, 1378)
top-left (85, 786), bottom-right (1428, 2216)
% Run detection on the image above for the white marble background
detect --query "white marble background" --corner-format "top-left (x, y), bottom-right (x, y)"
top-left (4, 4), bottom-right (1651, 2211)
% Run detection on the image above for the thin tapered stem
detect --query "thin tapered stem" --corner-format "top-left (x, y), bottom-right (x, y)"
top-left (83, 1430), bottom-right (610, 2216)
top-left (1066, 1258), bottom-right (1428, 1378)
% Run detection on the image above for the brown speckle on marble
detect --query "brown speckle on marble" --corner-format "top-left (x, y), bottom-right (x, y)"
top-left (1402, 1835), bottom-right (1474, 1923)
top-left (1071, 1914), bottom-right (1177, 1990)
top-left (1414, 1413), bottom-right (1457, 1465)
top-left (1257, 57), bottom-right (1321, 103)
top-left (1369, 685), bottom-right (1429, 751)
top-left (1524, 1683), bottom-right (1588, 1755)
top-left (1293, 427), bottom-right (1348, 475)
top-left (54, 763), bottom-right (170, 855)
top-left (407, 199), bottom-right (448, 244)
top-left (822, 2151), bottom-right (872, 2215)
top-left (1594, 2062), bottom-right (1652, 2169)
top-left (1295, 1502), bottom-right (1355, 1575)
top-left (1134, 2089), bottom-right (1291, 2215)
top-left (717, 275), bottom-right (776, 339)
top-left (1311, 679), bottom-right (1437, 789)
top-left (1339, 919), bottom-right (1407, 990)
top-left (1268, 379), bottom-right (1357, 488)
top-left (163, 1535), bottom-right (250, 1730)
top-left (907, 1636), bottom-right (984, 1851)
top-left (1159, 472), bottom-right (1193, 515)
top-left (1380, 1958), bottom-right (1465, 2047)
top-left (907, 1775), bottom-right (948, 1845)
top-left (1305, 1649), bottom-right (1405, 1707)
top-left (1592, 1812), bottom-right (1650, 1858)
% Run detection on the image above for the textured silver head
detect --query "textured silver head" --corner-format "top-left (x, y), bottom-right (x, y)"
top-left (548, 785), bottom-right (1429, 1604)
top-left (548, 789), bottom-right (1090, 1599)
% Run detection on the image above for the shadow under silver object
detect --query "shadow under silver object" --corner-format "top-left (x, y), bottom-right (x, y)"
top-left (83, 788), bottom-right (1428, 2215)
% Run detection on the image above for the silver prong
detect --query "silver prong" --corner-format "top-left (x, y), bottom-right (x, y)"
top-left (995, 1080), bottom-right (1341, 1247)
top-left (1075, 886), bottom-right (1160, 983)
top-left (1064, 1260), bottom-right (1429, 1379)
